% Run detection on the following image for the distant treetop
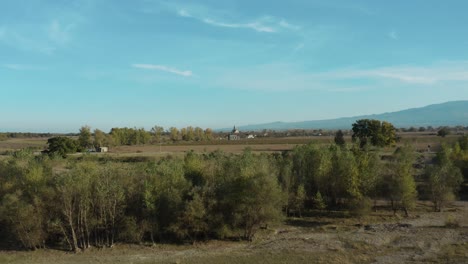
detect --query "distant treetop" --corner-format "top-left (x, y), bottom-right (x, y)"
top-left (352, 119), bottom-right (397, 148)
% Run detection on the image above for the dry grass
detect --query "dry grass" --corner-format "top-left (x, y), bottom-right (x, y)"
top-left (0, 138), bottom-right (47, 153)
top-left (0, 133), bottom-right (457, 155)
top-left (2, 201), bottom-right (467, 264)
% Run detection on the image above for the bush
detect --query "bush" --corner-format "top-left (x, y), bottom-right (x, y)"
top-left (118, 217), bottom-right (145, 243)
top-left (444, 214), bottom-right (460, 228)
top-left (349, 197), bottom-right (372, 217)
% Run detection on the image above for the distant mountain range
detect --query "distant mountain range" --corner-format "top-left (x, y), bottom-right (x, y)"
top-left (222, 101), bottom-right (468, 131)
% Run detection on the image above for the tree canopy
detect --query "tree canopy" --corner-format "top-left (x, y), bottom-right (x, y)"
top-left (334, 130), bottom-right (346, 146)
top-left (352, 119), bottom-right (397, 147)
top-left (47, 136), bottom-right (79, 157)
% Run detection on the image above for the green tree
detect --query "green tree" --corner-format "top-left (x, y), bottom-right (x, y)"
top-left (169, 127), bottom-right (179, 142)
top-left (170, 190), bottom-right (209, 243)
top-left (313, 191), bottom-right (326, 211)
top-left (334, 130), bottom-right (346, 146)
top-left (382, 146), bottom-right (418, 216)
top-left (0, 191), bottom-right (47, 249)
top-left (426, 146), bottom-right (463, 211)
top-left (437, 127), bottom-right (450, 137)
top-left (204, 128), bottom-right (213, 141)
top-left (194, 127), bottom-right (204, 141)
top-left (215, 151), bottom-right (284, 240)
top-left (150, 126), bottom-right (165, 143)
top-left (78, 126), bottom-right (93, 149)
top-left (330, 146), bottom-right (361, 203)
top-left (352, 119), bottom-right (396, 148)
top-left (93, 129), bottom-right (106, 148)
top-left (290, 144), bottom-right (331, 205)
top-left (47, 137), bottom-right (79, 157)
top-left (0, 156), bottom-right (52, 250)
top-left (142, 159), bottom-right (190, 242)
top-left (134, 128), bottom-right (151, 145)
top-left (93, 164), bottom-right (127, 247)
top-left (288, 184), bottom-right (306, 217)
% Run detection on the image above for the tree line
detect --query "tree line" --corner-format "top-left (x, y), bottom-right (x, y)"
top-left (44, 125), bottom-right (217, 156)
top-left (92, 126), bottom-right (216, 147)
top-left (1, 134), bottom-right (466, 251)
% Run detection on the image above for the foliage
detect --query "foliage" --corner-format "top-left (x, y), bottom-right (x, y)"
top-left (0, 157), bottom-right (51, 249)
top-left (110, 127), bottom-right (151, 145)
top-left (150, 126), bottom-right (165, 143)
top-left (94, 129), bottom-right (111, 148)
top-left (169, 127), bottom-right (179, 141)
top-left (213, 151), bottom-right (284, 240)
top-left (381, 145), bottom-right (418, 216)
top-left (426, 146), bottom-right (463, 212)
top-left (352, 119), bottom-right (396, 148)
top-left (334, 130), bottom-right (346, 146)
top-left (289, 143), bottom-right (381, 215)
top-left (78, 126), bottom-right (93, 149)
top-left (47, 137), bottom-right (79, 157)
top-left (313, 191), bottom-right (326, 211)
top-left (452, 136), bottom-right (468, 181)
top-left (437, 127), bottom-right (450, 137)
top-left (1, 133), bottom-right (467, 251)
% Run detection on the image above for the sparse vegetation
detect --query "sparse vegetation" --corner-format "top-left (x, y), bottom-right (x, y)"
top-left (0, 122), bottom-right (467, 263)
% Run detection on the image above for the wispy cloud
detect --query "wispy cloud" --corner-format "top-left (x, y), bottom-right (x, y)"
top-left (211, 61), bottom-right (468, 91)
top-left (0, 12), bottom-right (82, 55)
top-left (2, 64), bottom-right (45, 71)
top-left (47, 20), bottom-right (75, 44)
top-left (201, 17), bottom-right (275, 33)
top-left (176, 7), bottom-right (298, 33)
top-left (0, 27), bottom-right (54, 54)
top-left (178, 9), bottom-right (192, 18)
top-left (132, 64), bottom-right (193, 77)
top-left (330, 62), bottom-right (468, 84)
top-left (293, 43), bottom-right (305, 52)
top-left (388, 30), bottom-right (398, 40)
top-left (279, 20), bottom-right (301, 31)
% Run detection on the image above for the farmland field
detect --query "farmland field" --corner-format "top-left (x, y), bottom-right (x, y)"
top-left (0, 133), bottom-right (459, 157)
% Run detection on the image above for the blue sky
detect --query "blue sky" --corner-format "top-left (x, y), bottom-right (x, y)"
top-left (1, 0), bottom-right (468, 132)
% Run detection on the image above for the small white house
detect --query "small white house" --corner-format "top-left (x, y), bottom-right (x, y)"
top-left (96, 147), bottom-right (109, 153)
top-left (247, 134), bottom-right (255, 139)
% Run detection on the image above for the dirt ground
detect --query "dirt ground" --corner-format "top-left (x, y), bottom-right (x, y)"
top-left (1, 201), bottom-right (467, 264)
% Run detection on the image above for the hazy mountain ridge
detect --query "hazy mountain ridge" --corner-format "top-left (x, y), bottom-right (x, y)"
top-left (224, 101), bottom-right (468, 131)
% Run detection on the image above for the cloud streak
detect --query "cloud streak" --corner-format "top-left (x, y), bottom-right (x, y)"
top-left (47, 20), bottom-right (75, 44)
top-left (132, 64), bottom-right (193, 77)
top-left (0, 19), bottom-right (79, 55)
top-left (2, 64), bottom-right (44, 70)
top-left (201, 18), bottom-right (275, 33)
top-left (176, 8), bottom-right (298, 33)
top-left (279, 20), bottom-right (301, 31)
top-left (211, 61), bottom-right (468, 91)
top-left (330, 62), bottom-right (468, 84)
top-left (388, 30), bottom-right (398, 40)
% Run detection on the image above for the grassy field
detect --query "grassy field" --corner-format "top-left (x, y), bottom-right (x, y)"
top-left (0, 138), bottom-right (48, 152)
